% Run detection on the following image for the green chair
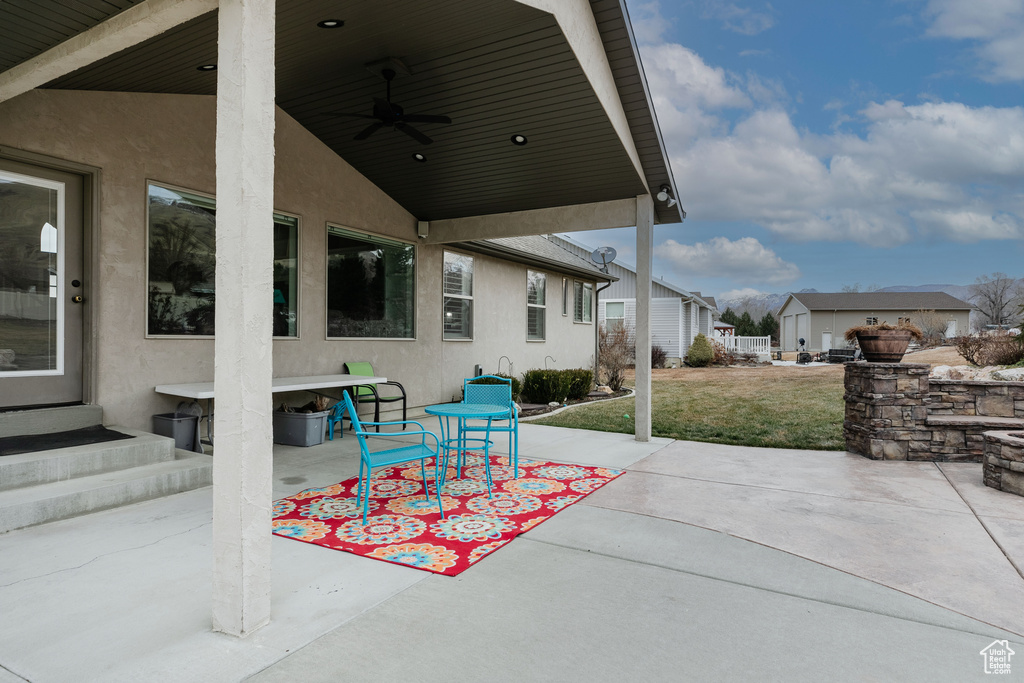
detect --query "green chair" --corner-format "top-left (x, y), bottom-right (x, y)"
top-left (343, 361), bottom-right (407, 432)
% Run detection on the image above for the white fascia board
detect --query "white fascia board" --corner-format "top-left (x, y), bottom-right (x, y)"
top-left (0, 0), bottom-right (218, 104)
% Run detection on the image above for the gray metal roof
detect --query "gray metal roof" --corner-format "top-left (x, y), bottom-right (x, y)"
top-left (544, 233), bottom-right (717, 309)
top-left (789, 292), bottom-right (973, 311)
top-left (461, 234), bottom-right (614, 281)
top-left (2, 0), bottom-right (682, 226)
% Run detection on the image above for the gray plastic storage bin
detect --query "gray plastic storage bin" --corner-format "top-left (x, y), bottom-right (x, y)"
top-left (273, 410), bottom-right (329, 447)
top-left (153, 413), bottom-right (199, 451)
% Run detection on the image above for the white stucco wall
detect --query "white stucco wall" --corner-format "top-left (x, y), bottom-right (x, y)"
top-left (0, 89), bottom-right (598, 429)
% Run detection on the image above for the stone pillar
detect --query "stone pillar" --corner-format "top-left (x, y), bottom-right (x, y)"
top-left (634, 195), bottom-right (653, 442)
top-left (211, 0), bottom-right (276, 637)
top-left (843, 362), bottom-right (930, 460)
top-left (984, 431), bottom-right (1024, 496)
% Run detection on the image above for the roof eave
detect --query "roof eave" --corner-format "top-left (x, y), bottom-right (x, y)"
top-left (457, 240), bottom-right (617, 282)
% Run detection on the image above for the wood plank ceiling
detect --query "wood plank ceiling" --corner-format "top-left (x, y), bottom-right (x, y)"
top-left (5, 0), bottom-right (671, 223)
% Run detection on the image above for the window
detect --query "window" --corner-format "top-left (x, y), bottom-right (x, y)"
top-left (561, 277), bottom-right (568, 316)
top-left (605, 301), bottom-right (625, 330)
top-left (574, 281), bottom-right (593, 323)
top-left (443, 251), bottom-right (473, 340)
top-left (527, 270), bottom-right (546, 340)
top-left (866, 317), bottom-right (878, 325)
top-left (146, 183), bottom-right (298, 337)
top-left (326, 225), bottom-right (414, 338)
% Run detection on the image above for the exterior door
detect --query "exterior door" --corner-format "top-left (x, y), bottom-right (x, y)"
top-left (0, 159), bottom-right (84, 408)
top-left (822, 331), bottom-right (832, 351)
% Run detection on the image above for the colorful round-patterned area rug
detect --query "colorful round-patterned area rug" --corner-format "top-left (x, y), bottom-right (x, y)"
top-left (271, 454), bottom-right (624, 575)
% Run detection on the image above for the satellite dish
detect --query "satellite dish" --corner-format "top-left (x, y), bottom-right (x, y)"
top-left (590, 246), bottom-right (616, 273)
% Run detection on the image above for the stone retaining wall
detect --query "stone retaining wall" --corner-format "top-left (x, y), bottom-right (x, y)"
top-left (843, 362), bottom-right (1024, 462)
top-left (928, 379), bottom-right (1024, 418)
top-left (984, 431), bottom-right (1024, 497)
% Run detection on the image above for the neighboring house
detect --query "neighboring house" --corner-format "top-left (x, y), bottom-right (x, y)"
top-left (0, 0), bottom-right (682, 634)
top-left (545, 234), bottom-right (716, 365)
top-left (777, 292), bottom-right (973, 352)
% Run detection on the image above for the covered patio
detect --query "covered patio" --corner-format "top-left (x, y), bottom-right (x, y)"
top-left (0, 0), bottom-right (682, 636)
top-left (1, 424), bottom-right (1022, 681)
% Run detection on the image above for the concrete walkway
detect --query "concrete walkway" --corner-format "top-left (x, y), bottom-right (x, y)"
top-left (1, 425), bottom-right (1022, 681)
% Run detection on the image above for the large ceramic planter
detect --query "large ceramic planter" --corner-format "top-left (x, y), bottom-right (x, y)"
top-left (855, 330), bottom-right (913, 363)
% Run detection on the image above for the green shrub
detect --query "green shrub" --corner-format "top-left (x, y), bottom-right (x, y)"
top-left (467, 374), bottom-right (521, 401)
top-left (685, 333), bottom-right (713, 367)
top-left (562, 368), bottom-right (594, 400)
top-left (521, 369), bottom-right (570, 404)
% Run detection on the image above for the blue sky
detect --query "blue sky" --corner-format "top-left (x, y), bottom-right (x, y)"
top-left (567, 0), bottom-right (1024, 301)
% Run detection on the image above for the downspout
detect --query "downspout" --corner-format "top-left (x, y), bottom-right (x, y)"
top-left (594, 281), bottom-right (612, 383)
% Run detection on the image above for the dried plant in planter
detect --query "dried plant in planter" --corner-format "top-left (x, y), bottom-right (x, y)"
top-left (843, 321), bottom-right (923, 342)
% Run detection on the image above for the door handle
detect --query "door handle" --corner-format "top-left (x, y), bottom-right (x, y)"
top-left (71, 295), bottom-right (84, 304)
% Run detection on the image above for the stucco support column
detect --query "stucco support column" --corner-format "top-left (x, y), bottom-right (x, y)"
top-left (211, 0), bottom-right (276, 637)
top-left (635, 194), bottom-right (654, 442)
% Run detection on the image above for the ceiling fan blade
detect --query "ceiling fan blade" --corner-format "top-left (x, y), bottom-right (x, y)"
top-left (330, 112), bottom-right (378, 119)
top-left (395, 123), bottom-right (433, 145)
top-left (401, 114), bottom-right (452, 124)
top-left (353, 122), bottom-right (385, 140)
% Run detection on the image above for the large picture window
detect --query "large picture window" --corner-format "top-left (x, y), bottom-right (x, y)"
top-left (527, 270), bottom-right (546, 341)
top-left (574, 281), bottom-right (593, 323)
top-left (326, 225), bottom-right (415, 339)
top-left (146, 183), bottom-right (298, 337)
top-left (443, 251), bottom-right (473, 340)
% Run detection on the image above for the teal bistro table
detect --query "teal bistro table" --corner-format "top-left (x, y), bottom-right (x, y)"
top-left (423, 402), bottom-right (509, 496)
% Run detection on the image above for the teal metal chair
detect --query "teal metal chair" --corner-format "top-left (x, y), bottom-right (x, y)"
top-left (326, 400), bottom-right (347, 440)
top-left (462, 375), bottom-right (519, 478)
top-left (340, 391), bottom-right (445, 523)
top-left (344, 361), bottom-right (407, 432)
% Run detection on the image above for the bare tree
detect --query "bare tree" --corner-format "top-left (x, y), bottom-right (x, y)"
top-left (969, 272), bottom-right (1023, 329)
top-left (913, 309), bottom-right (952, 346)
top-left (840, 283), bottom-right (882, 293)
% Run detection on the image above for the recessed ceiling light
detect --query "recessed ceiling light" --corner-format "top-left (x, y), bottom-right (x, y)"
top-left (510, 134), bottom-right (528, 146)
top-left (317, 19), bottom-right (344, 28)
top-left (413, 153), bottom-right (427, 162)
top-left (196, 64), bottom-right (217, 71)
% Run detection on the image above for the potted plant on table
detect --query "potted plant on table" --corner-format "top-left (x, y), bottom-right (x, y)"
top-left (844, 321), bottom-right (923, 363)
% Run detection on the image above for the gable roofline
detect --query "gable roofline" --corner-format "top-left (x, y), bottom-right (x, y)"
top-left (785, 291), bottom-right (974, 312)
top-left (546, 233), bottom-right (715, 310)
top-left (458, 235), bottom-right (616, 282)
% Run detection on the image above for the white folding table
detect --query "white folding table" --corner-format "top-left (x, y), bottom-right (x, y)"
top-left (155, 374), bottom-right (386, 449)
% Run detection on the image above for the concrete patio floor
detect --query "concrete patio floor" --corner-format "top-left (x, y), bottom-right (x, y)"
top-left (1, 423), bottom-right (1023, 682)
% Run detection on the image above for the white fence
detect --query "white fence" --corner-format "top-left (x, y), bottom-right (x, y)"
top-left (713, 334), bottom-right (772, 355)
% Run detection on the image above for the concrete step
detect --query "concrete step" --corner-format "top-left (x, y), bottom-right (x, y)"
top-left (0, 404), bottom-right (103, 438)
top-left (0, 454), bottom-right (212, 534)
top-left (0, 428), bottom-right (176, 492)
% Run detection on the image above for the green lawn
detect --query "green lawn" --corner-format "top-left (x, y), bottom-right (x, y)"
top-left (532, 367), bottom-right (846, 450)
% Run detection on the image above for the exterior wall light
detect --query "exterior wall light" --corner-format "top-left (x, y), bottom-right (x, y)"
top-left (510, 134), bottom-right (528, 146)
top-left (197, 64), bottom-right (217, 71)
top-left (656, 184), bottom-right (677, 208)
top-left (317, 19), bottom-right (344, 28)
top-left (413, 153), bottom-right (426, 162)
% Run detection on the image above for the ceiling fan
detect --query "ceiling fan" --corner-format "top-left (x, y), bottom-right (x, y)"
top-left (332, 67), bottom-right (452, 145)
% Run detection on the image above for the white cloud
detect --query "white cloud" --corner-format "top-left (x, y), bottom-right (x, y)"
top-left (627, 1), bottom-right (1024, 251)
top-left (663, 96), bottom-right (1024, 245)
top-left (699, 1), bottom-right (776, 35)
top-left (924, 0), bottom-right (1024, 82)
top-left (719, 287), bottom-right (769, 300)
top-left (657, 237), bottom-right (801, 285)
